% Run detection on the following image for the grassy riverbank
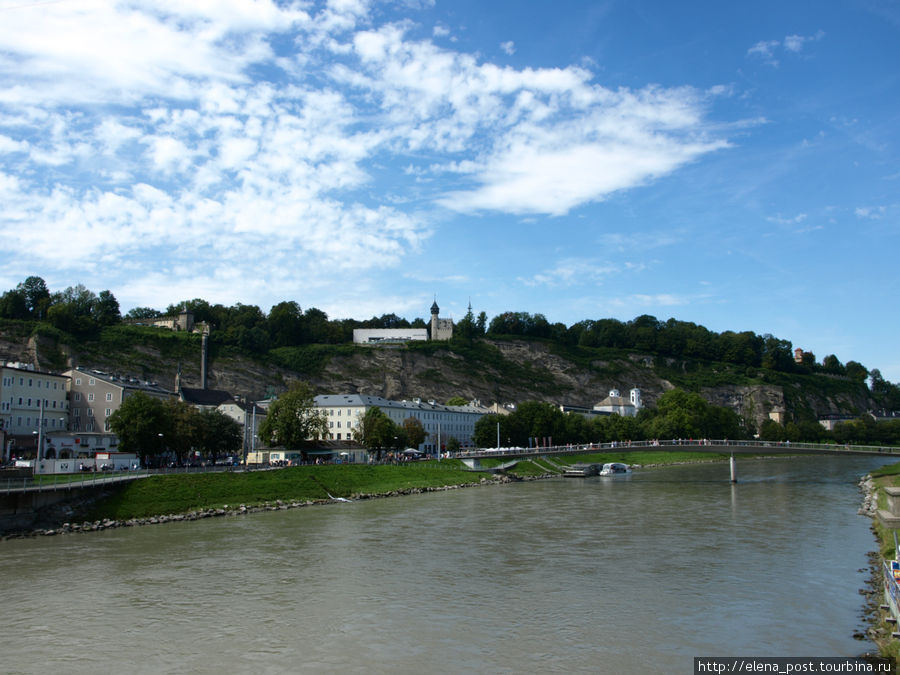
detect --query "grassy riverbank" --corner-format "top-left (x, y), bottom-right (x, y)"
top-left (84, 463), bottom-right (484, 520)
top-left (81, 451), bottom-right (763, 522)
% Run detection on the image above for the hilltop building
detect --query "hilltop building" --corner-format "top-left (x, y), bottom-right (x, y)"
top-left (430, 300), bottom-right (453, 341)
top-left (351, 300), bottom-right (454, 344)
top-left (593, 388), bottom-right (642, 417)
top-left (352, 328), bottom-right (428, 344)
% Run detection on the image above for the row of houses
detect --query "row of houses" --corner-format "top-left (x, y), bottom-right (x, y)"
top-left (1, 358), bottom-right (650, 467)
top-left (0, 363), bottom-right (265, 463)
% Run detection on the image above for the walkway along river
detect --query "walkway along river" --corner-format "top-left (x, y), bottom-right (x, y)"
top-left (0, 455), bottom-right (894, 674)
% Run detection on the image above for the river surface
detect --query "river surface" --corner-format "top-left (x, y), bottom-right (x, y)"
top-left (0, 456), bottom-right (893, 674)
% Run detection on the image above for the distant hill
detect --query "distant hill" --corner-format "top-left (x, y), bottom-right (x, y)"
top-left (0, 321), bottom-right (876, 431)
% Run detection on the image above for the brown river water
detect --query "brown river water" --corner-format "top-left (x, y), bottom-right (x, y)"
top-left (0, 455), bottom-right (892, 674)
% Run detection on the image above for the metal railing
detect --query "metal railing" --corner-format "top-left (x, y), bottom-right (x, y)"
top-left (455, 438), bottom-right (900, 460)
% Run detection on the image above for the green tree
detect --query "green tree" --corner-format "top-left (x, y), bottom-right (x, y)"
top-left (0, 288), bottom-right (28, 319)
top-left (124, 306), bottom-right (162, 320)
top-left (473, 413), bottom-right (506, 448)
top-left (267, 301), bottom-right (303, 347)
top-left (354, 407), bottom-right (398, 459)
top-left (258, 381), bottom-right (327, 453)
top-left (401, 416), bottom-right (427, 448)
top-left (94, 290), bottom-right (121, 326)
top-left (163, 398), bottom-right (201, 463)
top-left (196, 409), bottom-right (243, 461)
top-left (18, 276), bottom-right (51, 318)
top-left (108, 392), bottom-right (170, 465)
top-left (446, 396), bottom-right (469, 406)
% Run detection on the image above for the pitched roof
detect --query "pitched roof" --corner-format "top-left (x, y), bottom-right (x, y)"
top-left (180, 387), bottom-right (234, 407)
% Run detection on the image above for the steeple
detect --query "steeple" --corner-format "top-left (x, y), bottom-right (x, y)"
top-left (431, 299), bottom-right (439, 316)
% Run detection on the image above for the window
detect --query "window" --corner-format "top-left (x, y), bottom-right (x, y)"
top-left (75, 378), bottom-right (81, 385)
top-left (88, 394), bottom-right (94, 402)
top-left (106, 393), bottom-right (113, 401)
top-left (87, 408), bottom-right (93, 417)
top-left (74, 393), bottom-right (81, 402)
top-left (89, 378), bottom-right (95, 386)
top-left (105, 408), bottom-right (112, 417)
top-left (73, 408), bottom-right (80, 417)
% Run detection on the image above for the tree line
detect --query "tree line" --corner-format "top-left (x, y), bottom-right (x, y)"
top-left (108, 392), bottom-right (243, 466)
top-left (474, 391), bottom-right (900, 449)
top-left (3, 276), bottom-right (900, 411)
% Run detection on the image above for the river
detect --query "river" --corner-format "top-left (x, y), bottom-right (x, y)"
top-left (0, 456), bottom-right (893, 673)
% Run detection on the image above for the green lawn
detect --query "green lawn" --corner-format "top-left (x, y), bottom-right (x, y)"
top-left (85, 464), bottom-right (486, 520)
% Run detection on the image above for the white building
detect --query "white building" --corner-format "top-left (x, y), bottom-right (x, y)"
top-left (218, 398), bottom-right (266, 455)
top-left (593, 388), bottom-right (642, 417)
top-left (353, 328), bottom-right (428, 344)
top-left (314, 394), bottom-right (486, 454)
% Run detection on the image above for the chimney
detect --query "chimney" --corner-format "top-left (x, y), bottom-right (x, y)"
top-left (201, 330), bottom-right (208, 390)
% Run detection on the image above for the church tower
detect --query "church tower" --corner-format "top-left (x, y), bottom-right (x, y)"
top-left (429, 299), bottom-right (453, 341)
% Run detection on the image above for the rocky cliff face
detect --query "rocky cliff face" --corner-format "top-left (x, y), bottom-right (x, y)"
top-left (7, 329), bottom-right (873, 427)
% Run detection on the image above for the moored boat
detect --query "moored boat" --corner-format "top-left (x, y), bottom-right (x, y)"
top-left (599, 462), bottom-right (631, 476)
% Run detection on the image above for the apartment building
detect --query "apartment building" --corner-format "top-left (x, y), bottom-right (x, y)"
top-left (0, 363), bottom-right (70, 436)
top-left (65, 368), bottom-right (171, 432)
top-left (313, 394), bottom-right (486, 454)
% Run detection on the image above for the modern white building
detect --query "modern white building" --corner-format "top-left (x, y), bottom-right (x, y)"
top-left (352, 328), bottom-right (428, 344)
top-left (314, 394), bottom-right (486, 454)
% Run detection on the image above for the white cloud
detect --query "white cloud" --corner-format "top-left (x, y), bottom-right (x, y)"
top-left (855, 205), bottom-right (886, 219)
top-left (519, 258), bottom-right (620, 288)
top-left (500, 41), bottom-right (515, 55)
top-left (747, 32), bottom-right (824, 66)
top-left (0, 0), bottom-right (733, 310)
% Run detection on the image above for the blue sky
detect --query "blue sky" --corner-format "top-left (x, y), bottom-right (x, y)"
top-left (1, 0), bottom-right (898, 380)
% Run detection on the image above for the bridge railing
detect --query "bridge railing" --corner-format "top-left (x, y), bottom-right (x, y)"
top-left (455, 438), bottom-right (900, 459)
top-left (0, 463), bottom-right (247, 494)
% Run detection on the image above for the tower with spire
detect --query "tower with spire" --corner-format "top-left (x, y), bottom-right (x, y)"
top-left (430, 298), bottom-right (453, 341)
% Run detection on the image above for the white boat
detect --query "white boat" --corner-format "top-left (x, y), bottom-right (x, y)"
top-left (599, 462), bottom-right (631, 476)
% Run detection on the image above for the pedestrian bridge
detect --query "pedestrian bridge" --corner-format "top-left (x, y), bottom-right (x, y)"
top-left (456, 438), bottom-right (900, 471)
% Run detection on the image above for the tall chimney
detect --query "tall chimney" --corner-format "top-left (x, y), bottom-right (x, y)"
top-left (201, 330), bottom-right (208, 390)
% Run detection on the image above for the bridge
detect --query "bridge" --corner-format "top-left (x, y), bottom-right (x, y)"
top-left (456, 438), bottom-right (900, 481)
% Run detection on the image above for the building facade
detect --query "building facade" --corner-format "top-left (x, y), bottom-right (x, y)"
top-left (430, 300), bottom-right (453, 341)
top-left (593, 388), bottom-right (642, 417)
top-left (314, 394), bottom-right (486, 454)
top-left (65, 368), bottom-right (171, 432)
top-left (352, 328), bottom-right (428, 344)
top-left (0, 363), bottom-right (70, 437)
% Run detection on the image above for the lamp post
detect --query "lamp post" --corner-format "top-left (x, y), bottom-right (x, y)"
top-left (35, 399), bottom-right (45, 472)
